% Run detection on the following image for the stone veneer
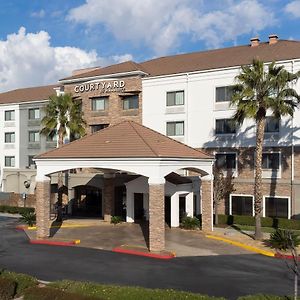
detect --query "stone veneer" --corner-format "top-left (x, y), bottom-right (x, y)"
top-left (103, 177), bottom-right (115, 222)
top-left (149, 184), bottom-right (165, 251)
top-left (35, 180), bottom-right (50, 238)
top-left (201, 180), bottom-right (213, 232)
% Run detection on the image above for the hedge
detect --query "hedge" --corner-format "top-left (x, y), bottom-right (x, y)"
top-left (217, 214), bottom-right (300, 230)
top-left (0, 277), bottom-right (17, 300)
top-left (237, 295), bottom-right (294, 300)
top-left (0, 205), bottom-right (34, 215)
top-left (23, 286), bottom-right (100, 300)
top-left (0, 270), bottom-right (38, 295)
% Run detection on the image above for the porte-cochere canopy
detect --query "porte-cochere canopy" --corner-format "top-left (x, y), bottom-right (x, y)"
top-left (34, 121), bottom-right (214, 251)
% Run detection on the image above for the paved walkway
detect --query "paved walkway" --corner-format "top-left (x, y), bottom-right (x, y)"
top-left (25, 218), bottom-right (249, 257)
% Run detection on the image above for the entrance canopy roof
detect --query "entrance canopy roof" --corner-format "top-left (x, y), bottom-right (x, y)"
top-left (35, 121), bottom-right (214, 184)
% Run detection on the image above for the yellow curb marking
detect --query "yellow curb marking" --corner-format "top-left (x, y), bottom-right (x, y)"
top-left (206, 234), bottom-right (275, 257)
top-left (74, 240), bottom-right (81, 244)
top-left (27, 224), bottom-right (96, 230)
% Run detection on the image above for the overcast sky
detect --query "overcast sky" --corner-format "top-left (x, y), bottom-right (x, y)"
top-left (0, 0), bottom-right (300, 92)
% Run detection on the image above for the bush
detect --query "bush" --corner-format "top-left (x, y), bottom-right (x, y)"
top-left (0, 277), bottom-right (16, 300)
top-left (181, 216), bottom-right (200, 230)
top-left (110, 216), bottom-right (123, 225)
top-left (0, 205), bottom-right (34, 215)
top-left (20, 211), bottom-right (36, 226)
top-left (238, 295), bottom-right (292, 300)
top-left (23, 286), bottom-right (99, 300)
top-left (268, 229), bottom-right (300, 251)
top-left (0, 270), bottom-right (38, 295)
top-left (50, 280), bottom-right (225, 300)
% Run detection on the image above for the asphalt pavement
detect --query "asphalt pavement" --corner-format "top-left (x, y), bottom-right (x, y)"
top-left (0, 216), bottom-right (295, 299)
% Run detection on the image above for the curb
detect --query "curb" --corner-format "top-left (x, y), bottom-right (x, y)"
top-left (30, 239), bottom-right (80, 247)
top-left (113, 247), bottom-right (175, 259)
top-left (274, 253), bottom-right (300, 261)
top-left (206, 234), bottom-right (275, 257)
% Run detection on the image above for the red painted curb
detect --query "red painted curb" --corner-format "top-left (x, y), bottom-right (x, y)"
top-left (274, 253), bottom-right (300, 261)
top-left (113, 247), bottom-right (175, 259)
top-left (15, 225), bottom-right (26, 230)
top-left (30, 240), bottom-right (77, 247)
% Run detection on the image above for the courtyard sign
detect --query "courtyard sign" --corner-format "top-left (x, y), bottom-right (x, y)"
top-left (74, 80), bottom-right (125, 94)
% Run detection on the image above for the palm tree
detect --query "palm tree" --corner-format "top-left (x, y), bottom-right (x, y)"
top-left (231, 59), bottom-right (300, 240)
top-left (41, 93), bottom-right (86, 221)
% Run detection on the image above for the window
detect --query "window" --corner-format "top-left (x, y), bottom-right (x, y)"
top-left (91, 97), bottom-right (108, 111)
top-left (46, 133), bottom-right (57, 142)
top-left (262, 153), bottom-right (280, 170)
top-left (122, 95), bottom-right (139, 110)
top-left (5, 156), bottom-right (15, 167)
top-left (28, 108), bottom-right (40, 120)
top-left (265, 117), bottom-right (279, 133)
top-left (28, 155), bottom-right (35, 166)
top-left (90, 124), bottom-right (109, 133)
top-left (230, 195), bottom-right (253, 216)
top-left (5, 110), bottom-right (15, 121)
top-left (215, 153), bottom-right (236, 169)
top-left (5, 132), bottom-right (15, 143)
top-left (166, 91), bottom-right (184, 106)
top-left (29, 131), bottom-right (40, 143)
top-left (166, 121), bottom-right (184, 136)
top-left (215, 119), bottom-right (236, 134)
top-left (216, 86), bottom-right (234, 102)
top-left (265, 197), bottom-right (289, 218)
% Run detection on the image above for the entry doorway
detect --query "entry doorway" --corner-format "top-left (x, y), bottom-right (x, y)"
top-left (165, 196), bottom-right (171, 226)
top-left (134, 193), bottom-right (144, 221)
top-left (179, 196), bottom-right (186, 222)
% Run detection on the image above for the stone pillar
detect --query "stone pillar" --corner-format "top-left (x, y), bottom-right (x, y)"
top-left (36, 178), bottom-right (51, 239)
top-left (186, 192), bottom-right (194, 217)
top-left (170, 192), bottom-right (179, 227)
top-left (148, 178), bottom-right (165, 252)
top-left (126, 189), bottom-right (134, 223)
top-left (201, 179), bottom-right (213, 232)
top-left (103, 174), bottom-right (115, 222)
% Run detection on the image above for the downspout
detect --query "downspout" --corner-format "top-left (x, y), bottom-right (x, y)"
top-left (291, 60), bottom-right (295, 218)
top-left (185, 73), bottom-right (189, 145)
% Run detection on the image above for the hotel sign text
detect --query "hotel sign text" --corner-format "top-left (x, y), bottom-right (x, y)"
top-left (74, 80), bottom-right (125, 94)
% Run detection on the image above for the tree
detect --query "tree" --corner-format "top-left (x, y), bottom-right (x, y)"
top-left (213, 167), bottom-right (235, 225)
top-left (40, 93), bottom-right (86, 221)
top-left (231, 59), bottom-right (300, 240)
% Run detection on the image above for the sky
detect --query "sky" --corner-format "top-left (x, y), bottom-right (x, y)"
top-left (1, 0), bottom-right (300, 92)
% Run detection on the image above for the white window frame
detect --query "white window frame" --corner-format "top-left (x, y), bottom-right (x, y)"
top-left (91, 97), bottom-right (108, 111)
top-left (215, 85), bottom-right (234, 103)
top-left (264, 116), bottom-right (280, 134)
top-left (4, 110), bottom-right (15, 121)
top-left (263, 195), bottom-right (291, 219)
top-left (166, 121), bottom-right (184, 137)
top-left (261, 151), bottom-right (281, 178)
top-left (5, 156), bottom-right (15, 167)
top-left (215, 118), bottom-right (236, 135)
top-left (214, 152), bottom-right (238, 177)
top-left (28, 131), bottom-right (40, 143)
top-left (122, 95), bottom-right (139, 110)
top-left (4, 132), bottom-right (15, 143)
top-left (28, 108), bottom-right (40, 120)
top-left (166, 90), bottom-right (185, 107)
top-left (229, 194), bottom-right (254, 216)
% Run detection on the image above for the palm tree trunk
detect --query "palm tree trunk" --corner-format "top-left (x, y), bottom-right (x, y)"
top-left (56, 132), bottom-right (64, 222)
top-left (254, 114), bottom-right (265, 240)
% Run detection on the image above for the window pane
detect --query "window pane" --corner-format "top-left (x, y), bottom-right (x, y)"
top-left (5, 156), bottom-right (15, 167)
top-left (265, 117), bottom-right (279, 133)
top-left (166, 122), bottom-right (184, 136)
top-left (92, 97), bottom-right (107, 111)
top-left (175, 91), bottom-right (184, 105)
top-left (5, 110), bottom-right (15, 121)
top-left (175, 122), bottom-right (184, 135)
top-left (216, 154), bottom-right (226, 168)
top-left (5, 132), bottom-right (15, 143)
top-left (29, 108), bottom-right (40, 119)
top-left (166, 123), bottom-right (175, 136)
top-left (91, 124), bottom-right (109, 133)
top-left (231, 196), bottom-right (253, 216)
top-left (226, 154), bottom-right (236, 169)
top-left (262, 153), bottom-right (280, 169)
top-left (216, 87), bottom-right (226, 102)
top-left (167, 91), bottom-right (184, 106)
top-left (216, 119), bottom-right (236, 134)
top-left (265, 197), bottom-right (288, 218)
top-left (167, 92), bottom-right (175, 106)
top-left (216, 153), bottom-right (236, 169)
top-left (123, 95), bottom-right (139, 110)
top-left (29, 131), bottom-right (39, 142)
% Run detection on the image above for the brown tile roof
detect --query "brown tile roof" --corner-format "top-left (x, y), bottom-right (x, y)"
top-left (61, 40), bottom-right (300, 81)
top-left (141, 40), bottom-right (300, 77)
top-left (61, 61), bottom-right (147, 81)
top-left (0, 84), bottom-right (59, 105)
top-left (36, 121), bottom-right (212, 159)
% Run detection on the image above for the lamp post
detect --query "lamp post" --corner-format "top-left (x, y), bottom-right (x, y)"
top-left (23, 180), bottom-right (31, 208)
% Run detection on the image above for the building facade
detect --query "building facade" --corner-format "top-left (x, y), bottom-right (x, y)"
top-left (1, 35), bottom-right (300, 221)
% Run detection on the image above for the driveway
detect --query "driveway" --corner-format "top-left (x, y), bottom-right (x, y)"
top-left (0, 216), bottom-right (296, 299)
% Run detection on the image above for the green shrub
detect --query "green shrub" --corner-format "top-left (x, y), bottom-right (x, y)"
top-left (50, 280), bottom-right (225, 300)
top-left (0, 277), bottom-right (16, 300)
top-left (181, 216), bottom-right (200, 230)
top-left (268, 229), bottom-right (300, 251)
top-left (110, 216), bottom-right (123, 225)
top-left (0, 205), bottom-right (34, 214)
top-left (0, 270), bottom-right (38, 295)
top-left (23, 286), bottom-right (99, 300)
top-left (20, 211), bottom-right (36, 226)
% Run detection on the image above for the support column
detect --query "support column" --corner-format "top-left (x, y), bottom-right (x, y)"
top-left (126, 190), bottom-right (134, 223)
top-left (67, 188), bottom-right (74, 215)
top-left (36, 178), bottom-right (51, 239)
top-left (103, 174), bottom-right (115, 222)
top-left (143, 193), bottom-right (149, 221)
top-left (201, 179), bottom-right (213, 232)
top-left (148, 178), bottom-right (165, 252)
top-left (170, 192), bottom-right (179, 227)
top-left (186, 192), bottom-right (194, 217)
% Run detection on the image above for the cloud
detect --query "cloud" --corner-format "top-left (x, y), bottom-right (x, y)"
top-left (285, 1), bottom-right (300, 18)
top-left (67, 0), bottom-right (276, 54)
top-left (30, 9), bottom-right (45, 18)
top-left (0, 27), bottom-right (132, 92)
